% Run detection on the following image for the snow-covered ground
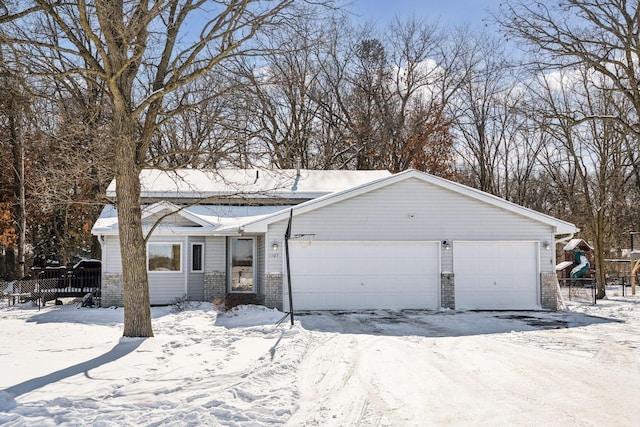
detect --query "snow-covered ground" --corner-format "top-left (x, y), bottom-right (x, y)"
top-left (0, 296), bottom-right (638, 426)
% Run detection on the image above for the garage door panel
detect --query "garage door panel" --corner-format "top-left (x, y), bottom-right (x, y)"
top-left (285, 241), bottom-right (440, 311)
top-left (290, 259), bottom-right (431, 276)
top-left (289, 274), bottom-right (437, 292)
top-left (291, 289), bottom-right (438, 310)
top-left (462, 294), bottom-right (533, 310)
top-left (454, 241), bottom-right (539, 310)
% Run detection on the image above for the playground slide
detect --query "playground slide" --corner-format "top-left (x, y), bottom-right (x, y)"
top-left (570, 255), bottom-right (590, 278)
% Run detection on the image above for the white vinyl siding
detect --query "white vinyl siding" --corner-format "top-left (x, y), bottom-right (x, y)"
top-left (266, 222), bottom-right (289, 273)
top-left (103, 237), bottom-right (122, 273)
top-left (142, 211), bottom-right (200, 228)
top-left (205, 236), bottom-right (225, 272)
top-left (266, 178), bottom-right (555, 274)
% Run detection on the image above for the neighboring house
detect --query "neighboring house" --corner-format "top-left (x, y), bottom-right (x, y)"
top-left (92, 168), bottom-right (577, 311)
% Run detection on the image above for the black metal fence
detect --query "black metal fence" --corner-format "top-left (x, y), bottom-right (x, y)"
top-left (37, 267), bottom-right (101, 290)
top-left (603, 259), bottom-right (637, 297)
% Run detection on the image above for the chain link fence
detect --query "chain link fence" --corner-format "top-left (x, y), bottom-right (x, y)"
top-left (558, 275), bottom-right (638, 307)
top-left (1, 278), bottom-right (39, 306)
top-left (558, 277), bottom-right (597, 305)
top-left (1, 268), bottom-right (101, 309)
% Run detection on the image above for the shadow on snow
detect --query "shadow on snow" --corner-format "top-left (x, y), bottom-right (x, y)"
top-left (22, 305), bottom-right (173, 326)
top-left (0, 339), bottom-right (144, 411)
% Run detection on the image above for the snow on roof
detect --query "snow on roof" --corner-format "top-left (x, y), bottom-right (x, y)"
top-left (91, 203), bottom-right (293, 235)
top-left (95, 169), bottom-right (577, 236)
top-left (105, 169), bottom-right (392, 200)
top-left (556, 261), bottom-right (573, 271)
top-left (185, 204), bottom-right (293, 231)
top-left (92, 205), bottom-right (118, 233)
top-left (563, 239), bottom-right (594, 251)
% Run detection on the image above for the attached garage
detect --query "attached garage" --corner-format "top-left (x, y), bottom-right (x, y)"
top-left (284, 241), bottom-right (440, 311)
top-left (453, 241), bottom-right (540, 310)
top-left (231, 169), bottom-right (578, 312)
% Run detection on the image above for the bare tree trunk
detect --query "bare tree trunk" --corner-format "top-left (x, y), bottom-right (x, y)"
top-left (9, 97), bottom-right (26, 278)
top-left (114, 115), bottom-right (153, 338)
top-left (17, 135), bottom-right (25, 277)
top-left (594, 210), bottom-right (607, 299)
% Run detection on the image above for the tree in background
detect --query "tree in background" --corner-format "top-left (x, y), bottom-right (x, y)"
top-left (402, 103), bottom-right (455, 178)
top-left (499, 0), bottom-right (640, 296)
top-left (0, 49), bottom-right (29, 279)
top-left (449, 31), bottom-right (529, 196)
top-left (531, 66), bottom-right (633, 298)
top-left (499, 1), bottom-right (640, 138)
top-left (147, 74), bottom-right (242, 169)
top-left (1, 12), bottom-right (114, 274)
top-left (238, 11), bottom-right (327, 169)
top-left (309, 18), bottom-right (456, 174)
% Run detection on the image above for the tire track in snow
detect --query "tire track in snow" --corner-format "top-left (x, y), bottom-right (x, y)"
top-left (288, 334), bottom-right (407, 426)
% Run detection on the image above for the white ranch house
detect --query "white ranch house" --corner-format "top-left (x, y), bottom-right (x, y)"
top-left (92, 168), bottom-right (577, 311)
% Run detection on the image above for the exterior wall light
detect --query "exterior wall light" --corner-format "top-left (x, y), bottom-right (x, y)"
top-left (442, 240), bottom-right (451, 251)
top-left (543, 242), bottom-right (551, 251)
top-left (272, 242), bottom-right (279, 252)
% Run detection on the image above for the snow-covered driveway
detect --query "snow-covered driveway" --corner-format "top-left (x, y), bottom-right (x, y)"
top-left (291, 307), bottom-right (640, 426)
top-left (0, 298), bottom-right (638, 426)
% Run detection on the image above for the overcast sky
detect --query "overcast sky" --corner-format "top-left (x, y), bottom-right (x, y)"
top-left (349, 0), bottom-right (504, 28)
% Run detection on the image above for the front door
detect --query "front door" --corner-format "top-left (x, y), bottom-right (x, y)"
top-left (230, 237), bottom-right (255, 292)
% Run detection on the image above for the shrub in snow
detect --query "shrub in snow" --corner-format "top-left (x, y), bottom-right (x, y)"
top-left (171, 295), bottom-right (201, 313)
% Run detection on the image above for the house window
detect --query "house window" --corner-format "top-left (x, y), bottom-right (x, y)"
top-left (148, 243), bottom-right (181, 272)
top-left (192, 243), bottom-right (203, 272)
top-left (229, 237), bottom-right (255, 292)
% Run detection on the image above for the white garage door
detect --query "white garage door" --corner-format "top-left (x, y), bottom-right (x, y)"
top-left (284, 241), bottom-right (440, 311)
top-left (453, 241), bottom-right (539, 310)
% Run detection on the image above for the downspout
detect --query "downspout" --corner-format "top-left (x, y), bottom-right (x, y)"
top-left (96, 234), bottom-right (105, 261)
top-left (97, 234), bottom-right (105, 305)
